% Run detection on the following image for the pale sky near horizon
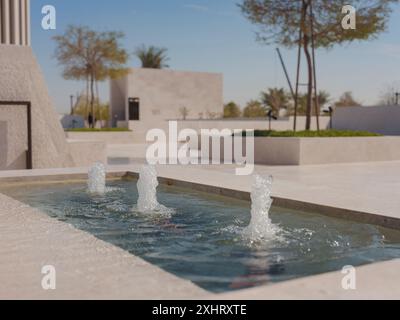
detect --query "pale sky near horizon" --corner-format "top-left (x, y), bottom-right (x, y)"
top-left (30, 0), bottom-right (400, 114)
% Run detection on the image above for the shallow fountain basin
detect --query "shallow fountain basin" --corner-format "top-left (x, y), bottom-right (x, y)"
top-left (1, 178), bottom-right (400, 293)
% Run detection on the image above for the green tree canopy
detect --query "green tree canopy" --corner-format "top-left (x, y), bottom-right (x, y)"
top-left (135, 45), bottom-right (170, 69)
top-left (316, 90), bottom-right (330, 107)
top-left (240, 0), bottom-right (398, 129)
top-left (224, 102), bottom-right (242, 118)
top-left (286, 90), bottom-right (331, 116)
top-left (240, 0), bottom-right (397, 49)
top-left (73, 94), bottom-right (110, 122)
top-left (243, 100), bottom-right (267, 118)
top-left (260, 88), bottom-right (289, 115)
top-left (53, 25), bottom-right (129, 127)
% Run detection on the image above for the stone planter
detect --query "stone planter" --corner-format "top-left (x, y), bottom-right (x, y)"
top-left (203, 136), bottom-right (400, 166)
top-left (254, 137), bottom-right (400, 165)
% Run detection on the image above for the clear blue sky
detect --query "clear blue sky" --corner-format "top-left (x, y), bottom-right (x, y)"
top-left (31, 0), bottom-right (400, 114)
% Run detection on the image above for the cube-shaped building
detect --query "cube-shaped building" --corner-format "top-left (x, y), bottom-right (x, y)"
top-left (110, 68), bottom-right (223, 140)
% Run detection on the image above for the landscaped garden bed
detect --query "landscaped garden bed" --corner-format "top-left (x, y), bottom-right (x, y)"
top-left (251, 129), bottom-right (382, 138)
top-left (66, 128), bottom-right (132, 132)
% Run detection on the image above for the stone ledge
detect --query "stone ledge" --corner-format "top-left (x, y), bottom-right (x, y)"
top-left (0, 192), bottom-right (207, 299)
top-left (209, 137), bottom-right (400, 165)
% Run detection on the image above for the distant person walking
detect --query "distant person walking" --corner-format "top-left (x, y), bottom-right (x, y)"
top-left (88, 112), bottom-right (94, 128)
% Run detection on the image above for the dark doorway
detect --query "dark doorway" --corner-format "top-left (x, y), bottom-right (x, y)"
top-left (128, 97), bottom-right (140, 121)
top-left (0, 101), bottom-right (32, 170)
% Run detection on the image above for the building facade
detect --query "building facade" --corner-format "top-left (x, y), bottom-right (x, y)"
top-left (110, 68), bottom-right (223, 140)
top-left (0, 0), bottom-right (31, 46)
top-left (0, 0), bottom-right (106, 170)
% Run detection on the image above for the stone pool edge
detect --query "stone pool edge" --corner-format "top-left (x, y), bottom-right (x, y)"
top-left (0, 191), bottom-right (208, 300)
top-left (128, 171), bottom-right (400, 231)
top-left (2, 169), bottom-right (399, 230)
top-left (1, 167), bottom-right (400, 300)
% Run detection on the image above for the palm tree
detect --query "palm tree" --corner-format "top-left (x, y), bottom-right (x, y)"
top-left (317, 90), bottom-right (330, 108)
top-left (288, 91), bottom-right (331, 116)
top-left (260, 88), bottom-right (289, 117)
top-left (135, 45), bottom-right (169, 69)
top-left (243, 100), bottom-right (267, 118)
top-left (53, 26), bottom-right (129, 128)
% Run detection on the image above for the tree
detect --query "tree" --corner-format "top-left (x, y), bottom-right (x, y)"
top-left (335, 91), bottom-right (362, 107)
top-left (224, 102), bottom-right (242, 118)
top-left (135, 45), bottom-right (170, 69)
top-left (243, 100), bottom-right (267, 118)
top-left (260, 88), bottom-right (289, 116)
top-left (54, 26), bottom-right (129, 128)
top-left (287, 91), bottom-right (330, 115)
top-left (316, 90), bottom-right (330, 108)
top-left (240, 0), bottom-right (398, 129)
top-left (378, 82), bottom-right (400, 105)
top-left (73, 94), bottom-right (110, 124)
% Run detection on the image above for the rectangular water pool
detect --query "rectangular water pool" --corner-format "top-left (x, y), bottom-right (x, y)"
top-left (1, 179), bottom-right (400, 293)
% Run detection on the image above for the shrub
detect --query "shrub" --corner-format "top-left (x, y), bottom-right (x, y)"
top-left (245, 130), bottom-right (382, 138)
top-left (66, 128), bottom-right (131, 132)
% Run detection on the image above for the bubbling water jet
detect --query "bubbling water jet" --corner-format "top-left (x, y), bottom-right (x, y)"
top-left (242, 174), bottom-right (280, 242)
top-left (136, 165), bottom-right (174, 216)
top-left (87, 162), bottom-right (106, 195)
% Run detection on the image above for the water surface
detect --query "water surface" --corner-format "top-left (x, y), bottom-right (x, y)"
top-left (2, 180), bottom-right (400, 293)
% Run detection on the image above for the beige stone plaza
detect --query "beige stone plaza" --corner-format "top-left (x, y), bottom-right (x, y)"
top-left (1, 0), bottom-right (400, 300)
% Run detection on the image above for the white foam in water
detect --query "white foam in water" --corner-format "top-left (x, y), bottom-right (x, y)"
top-left (87, 162), bottom-right (106, 195)
top-left (242, 174), bottom-right (281, 242)
top-left (136, 165), bottom-right (174, 216)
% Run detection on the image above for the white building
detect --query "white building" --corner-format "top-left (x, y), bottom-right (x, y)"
top-left (110, 68), bottom-right (223, 140)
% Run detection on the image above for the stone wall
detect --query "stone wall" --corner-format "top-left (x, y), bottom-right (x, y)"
top-left (208, 137), bottom-right (400, 166)
top-left (110, 68), bottom-right (224, 135)
top-left (65, 131), bottom-right (142, 145)
top-left (333, 106), bottom-right (400, 136)
top-left (0, 45), bottom-right (74, 169)
top-left (0, 105), bottom-right (27, 169)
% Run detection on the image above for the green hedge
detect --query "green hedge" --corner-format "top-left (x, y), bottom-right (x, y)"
top-left (247, 130), bottom-right (382, 138)
top-left (66, 128), bottom-right (131, 132)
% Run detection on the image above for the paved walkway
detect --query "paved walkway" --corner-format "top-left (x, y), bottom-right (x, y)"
top-left (202, 161), bottom-right (400, 220)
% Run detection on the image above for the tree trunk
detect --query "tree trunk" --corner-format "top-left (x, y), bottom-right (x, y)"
top-left (303, 34), bottom-right (313, 131)
top-left (302, 0), bottom-right (313, 131)
top-left (86, 76), bottom-right (89, 121)
top-left (90, 73), bottom-right (95, 129)
top-left (95, 79), bottom-right (101, 127)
